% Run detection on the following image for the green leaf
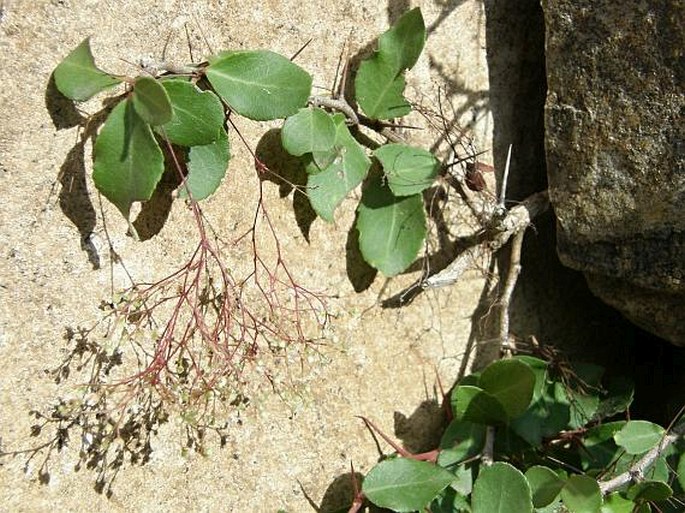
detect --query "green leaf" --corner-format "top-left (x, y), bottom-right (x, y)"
top-left (479, 359), bottom-right (536, 419)
top-left (356, 174), bottom-right (426, 276)
top-left (472, 462), bottom-right (533, 513)
top-left (627, 480), bottom-right (672, 502)
top-left (93, 99), bottom-right (164, 219)
top-left (362, 458), bottom-right (455, 512)
top-left (614, 421), bottom-right (665, 455)
top-left (452, 385), bottom-right (508, 425)
top-left (306, 115), bottom-right (370, 221)
top-left (438, 420), bottom-right (486, 467)
top-left (525, 466), bottom-right (565, 508)
top-left (508, 357), bottom-right (570, 446)
top-left (560, 475), bottom-right (602, 513)
top-left (377, 7), bottom-right (426, 72)
top-left (355, 56), bottom-right (411, 120)
top-left (206, 50), bottom-right (312, 121)
top-left (600, 493), bottom-right (635, 513)
top-left (678, 451), bottom-right (685, 491)
top-left (281, 108), bottom-right (336, 156)
top-left (131, 76), bottom-right (172, 125)
top-left (374, 143), bottom-right (440, 196)
top-left (53, 38), bottom-right (121, 101)
top-left (158, 79), bottom-right (225, 146)
top-left (178, 128), bottom-right (230, 200)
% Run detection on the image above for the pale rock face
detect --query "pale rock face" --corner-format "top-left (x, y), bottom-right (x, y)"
top-left (543, 0), bottom-right (685, 345)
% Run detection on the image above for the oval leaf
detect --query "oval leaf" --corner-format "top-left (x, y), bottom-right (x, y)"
top-left (678, 452), bottom-right (685, 491)
top-left (525, 466), bottom-right (565, 508)
top-left (355, 56), bottom-right (410, 120)
top-left (614, 421), bottom-right (665, 455)
top-left (132, 76), bottom-right (172, 125)
top-left (377, 7), bottom-right (426, 72)
top-left (206, 50), bottom-right (312, 121)
top-left (561, 475), bottom-right (602, 513)
top-left (356, 175), bottom-right (426, 276)
top-left (438, 419), bottom-right (486, 467)
top-left (178, 128), bottom-right (230, 200)
top-left (374, 143), bottom-right (440, 196)
top-left (479, 359), bottom-right (536, 419)
top-left (53, 38), bottom-right (121, 101)
top-left (93, 99), bottom-right (164, 219)
top-left (472, 462), bottom-right (533, 513)
top-left (362, 458), bottom-right (455, 512)
top-left (452, 385), bottom-right (508, 425)
top-left (627, 480), bottom-right (672, 502)
top-left (281, 108), bottom-right (336, 156)
top-left (306, 115), bottom-right (370, 222)
top-left (159, 79), bottom-right (225, 146)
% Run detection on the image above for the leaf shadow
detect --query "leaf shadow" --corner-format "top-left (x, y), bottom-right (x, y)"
top-left (131, 144), bottom-right (184, 241)
top-left (50, 96), bottom-right (114, 269)
top-left (255, 128), bottom-right (317, 242)
top-left (45, 73), bottom-right (85, 130)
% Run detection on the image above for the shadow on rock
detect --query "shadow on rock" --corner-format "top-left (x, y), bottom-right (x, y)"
top-left (255, 128), bottom-right (317, 241)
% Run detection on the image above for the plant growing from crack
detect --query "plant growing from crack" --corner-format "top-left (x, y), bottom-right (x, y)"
top-left (344, 343), bottom-right (685, 513)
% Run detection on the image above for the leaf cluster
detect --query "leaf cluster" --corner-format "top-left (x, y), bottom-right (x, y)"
top-left (53, 9), bottom-right (437, 276)
top-left (358, 355), bottom-right (685, 513)
top-left (279, 8), bottom-right (435, 276)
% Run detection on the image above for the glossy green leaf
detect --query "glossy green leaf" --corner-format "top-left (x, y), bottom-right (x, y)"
top-left (627, 480), bottom-right (672, 502)
top-left (158, 79), bottom-right (225, 146)
top-left (479, 359), bottom-right (536, 419)
top-left (131, 76), bottom-right (172, 125)
top-left (678, 451), bottom-right (685, 491)
top-left (53, 38), bottom-right (121, 101)
top-left (206, 50), bottom-right (312, 121)
top-left (362, 458), bottom-right (455, 512)
top-left (438, 420), bottom-right (486, 467)
top-left (306, 115), bottom-right (370, 222)
top-left (356, 175), bottom-right (426, 276)
top-left (600, 493), bottom-right (635, 513)
top-left (355, 56), bottom-right (410, 120)
top-left (614, 421), bottom-right (665, 455)
top-left (178, 128), bottom-right (230, 200)
top-left (560, 475), bottom-right (602, 513)
top-left (377, 7), bottom-right (426, 72)
top-left (472, 462), bottom-right (533, 513)
top-left (525, 466), bottom-right (565, 508)
top-left (452, 385), bottom-right (508, 425)
top-left (281, 108), bottom-right (336, 156)
top-left (374, 143), bottom-right (440, 196)
top-left (93, 99), bottom-right (164, 219)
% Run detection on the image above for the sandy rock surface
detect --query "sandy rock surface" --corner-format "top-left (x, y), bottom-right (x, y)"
top-left (0, 1), bottom-right (491, 511)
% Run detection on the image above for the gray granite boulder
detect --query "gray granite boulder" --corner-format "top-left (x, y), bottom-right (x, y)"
top-left (543, 0), bottom-right (685, 345)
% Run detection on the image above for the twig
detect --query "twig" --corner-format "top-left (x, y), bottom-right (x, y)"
top-left (598, 420), bottom-right (685, 495)
top-left (308, 95), bottom-right (359, 125)
top-left (421, 190), bottom-right (549, 290)
top-left (498, 230), bottom-right (525, 356)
